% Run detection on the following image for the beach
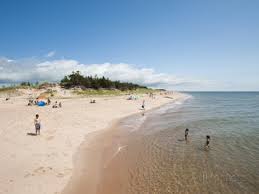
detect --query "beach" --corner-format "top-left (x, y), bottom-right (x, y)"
top-left (0, 88), bottom-right (185, 194)
top-left (62, 92), bottom-right (259, 194)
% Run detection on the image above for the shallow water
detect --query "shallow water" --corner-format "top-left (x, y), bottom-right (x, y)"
top-left (97, 92), bottom-right (259, 194)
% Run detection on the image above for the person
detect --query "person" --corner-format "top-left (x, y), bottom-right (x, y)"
top-left (59, 102), bottom-right (62, 108)
top-left (90, 99), bottom-right (96, 103)
top-left (185, 128), bottom-right (189, 141)
top-left (34, 114), bottom-right (41, 135)
top-left (52, 101), bottom-right (58, 108)
top-left (205, 135), bottom-right (210, 149)
top-left (142, 100), bottom-right (145, 110)
top-left (28, 99), bottom-right (33, 106)
top-left (47, 98), bottom-right (51, 105)
top-left (34, 98), bottom-right (38, 105)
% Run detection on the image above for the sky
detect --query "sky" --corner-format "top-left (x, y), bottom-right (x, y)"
top-left (0, 0), bottom-right (259, 91)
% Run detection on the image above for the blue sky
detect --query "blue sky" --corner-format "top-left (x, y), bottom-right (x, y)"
top-left (0, 0), bottom-right (259, 90)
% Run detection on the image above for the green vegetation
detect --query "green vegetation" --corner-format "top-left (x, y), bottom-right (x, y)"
top-left (61, 71), bottom-right (147, 91)
top-left (44, 89), bottom-right (57, 96)
top-left (0, 81), bottom-right (51, 94)
top-left (74, 88), bottom-right (154, 96)
top-left (0, 86), bottom-right (21, 97)
top-left (20, 82), bottom-right (32, 87)
top-left (0, 87), bottom-right (16, 93)
top-left (0, 71), bottom-right (158, 97)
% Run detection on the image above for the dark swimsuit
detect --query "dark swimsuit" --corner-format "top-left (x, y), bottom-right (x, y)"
top-left (35, 123), bottom-right (41, 130)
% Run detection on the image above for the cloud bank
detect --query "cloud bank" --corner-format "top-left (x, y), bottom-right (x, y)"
top-left (0, 56), bottom-right (206, 89)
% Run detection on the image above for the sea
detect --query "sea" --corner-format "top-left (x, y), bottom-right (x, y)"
top-left (95, 92), bottom-right (259, 194)
top-left (65, 92), bottom-right (259, 194)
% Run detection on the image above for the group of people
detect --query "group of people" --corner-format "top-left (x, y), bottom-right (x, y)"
top-left (90, 99), bottom-right (96, 103)
top-left (28, 97), bottom-right (51, 106)
top-left (27, 97), bottom-right (62, 108)
top-left (185, 128), bottom-right (211, 149)
top-left (27, 98), bottom-right (39, 106)
top-left (52, 101), bottom-right (62, 108)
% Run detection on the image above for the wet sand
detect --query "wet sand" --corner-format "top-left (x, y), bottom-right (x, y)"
top-left (62, 92), bottom-right (259, 194)
top-left (61, 97), bottom-right (187, 194)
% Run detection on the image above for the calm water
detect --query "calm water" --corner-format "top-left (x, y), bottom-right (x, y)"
top-left (99, 92), bottom-right (259, 194)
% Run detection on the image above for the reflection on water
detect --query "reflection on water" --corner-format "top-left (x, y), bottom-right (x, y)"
top-left (99, 92), bottom-right (259, 194)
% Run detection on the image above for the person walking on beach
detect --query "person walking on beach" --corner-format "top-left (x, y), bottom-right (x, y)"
top-left (34, 114), bottom-right (41, 135)
top-left (185, 128), bottom-right (189, 141)
top-left (142, 100), bottom-right (145, 110)
top-left (205, 135), bottom-right (210, 149)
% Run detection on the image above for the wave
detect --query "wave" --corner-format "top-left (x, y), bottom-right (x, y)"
top-left (154, 93), bottom-right (192, 114)
top-left (116, 93), bottom-right (192, 135)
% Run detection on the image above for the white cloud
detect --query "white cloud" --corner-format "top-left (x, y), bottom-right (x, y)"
top-left (45, 51), bottom-right (56, 57)
top-left (0, 57), bottom-right (14, 65)
top-left (0, 56), bottom-right (207, 89)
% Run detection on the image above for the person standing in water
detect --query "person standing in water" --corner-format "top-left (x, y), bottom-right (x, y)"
top-left (185, 128), bottom-right (189, 141)
top-left (34, 114), bottom-right (41, 135)
top-left (205, 135), bottom-right (210, 149)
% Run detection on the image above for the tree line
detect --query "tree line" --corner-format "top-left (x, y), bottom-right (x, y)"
top-left (60, 71), bottom-right (147, 90)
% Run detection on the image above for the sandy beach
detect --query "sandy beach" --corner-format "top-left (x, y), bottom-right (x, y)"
top-left (0, 88), bottom-right (185, 194)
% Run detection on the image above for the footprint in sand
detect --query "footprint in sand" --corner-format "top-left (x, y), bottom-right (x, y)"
top-left (25, 166), bottom-right (54, 177)
top-left (46, 130), bottom-right (57, 135)
top-left (24, 173), bottom-right (30, 178)
top-left (45, 136), bottom-right (55, 141)
top-left (56, 168), bottom-right (72, 178)
top-left (25, 166), bottom-right (71, 178)
top-left (63, 168), bottom-right (72, 175)
top-left (56, 173), bottom-right (64, 178)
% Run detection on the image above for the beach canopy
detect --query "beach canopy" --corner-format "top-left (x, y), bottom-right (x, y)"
top-left (37, 101), bottom-right (46, 106)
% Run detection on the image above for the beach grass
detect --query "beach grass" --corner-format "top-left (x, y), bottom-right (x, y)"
top-left (0, 87), bottom-right (22, 97)
top-left (0, 84), bottom-right (156, 98)
top-left (0, 87), bottom-right (19, 94)
top-left (74, 88), bottom-right (155, 96)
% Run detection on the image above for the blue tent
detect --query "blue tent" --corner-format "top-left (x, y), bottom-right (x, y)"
top-left (37, 101), bottom-right (46, 106)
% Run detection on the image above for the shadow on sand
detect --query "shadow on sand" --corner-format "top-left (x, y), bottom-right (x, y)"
top-left (27, 132), bottom-right (37, 136)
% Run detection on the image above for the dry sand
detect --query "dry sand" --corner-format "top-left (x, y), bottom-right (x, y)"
top-left (0, 89), bottom-right (185, 194)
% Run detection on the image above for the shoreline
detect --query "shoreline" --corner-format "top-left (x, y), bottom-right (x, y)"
top-left (62, 94), bottom-right (190, 194)
top-left (0, 90), bottom-right (187, 194)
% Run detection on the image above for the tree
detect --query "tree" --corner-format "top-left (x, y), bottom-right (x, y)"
top-left (60, 71), bottom-right (147, 90)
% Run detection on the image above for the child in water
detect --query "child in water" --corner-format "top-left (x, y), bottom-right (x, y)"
top-left (205, 135), bottom-right (210, 149)
top-left (185, 128), bottom-right (189, 141)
